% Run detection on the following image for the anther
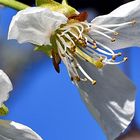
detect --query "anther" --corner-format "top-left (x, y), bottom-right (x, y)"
top-left (78, 38), bottom-right (87, 47)
top-left (94, 60), bottom-right (104, 69)
top-left (99, 57), bottom-right (104, 62)
top-left (131, 19), bottom-right (136, 25)
top-left (112, 52), bottom-right (122, 60)
top-left (61, 53), bottom-right (66, 57)
top-left (112, 55), bottom-right (116, 60)
top-left (74, 76), bottom-right (81, 82)
top-left (71, 76), bottom-right (81, 82)
top-left (70, 47), bottom-right (76, 53)
top-left (92, 45), bottom-right (97, 49)
top-left (117, 52), bottom-right (122, 56)
top-left (123, 57), bottom-right (128, 61)
top-left (92, 80), bottom-right (97, 85)
top-left (111, 38), bottom-right (116, 42)
top-left (114, 32), bottom-right (119, 36)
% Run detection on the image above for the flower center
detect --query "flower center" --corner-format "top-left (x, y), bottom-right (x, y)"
top-left (51, 19), bottom-right (136, 85)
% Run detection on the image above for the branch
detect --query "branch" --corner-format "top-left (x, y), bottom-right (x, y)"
top-left (0, 0), bottom-right (30, 11)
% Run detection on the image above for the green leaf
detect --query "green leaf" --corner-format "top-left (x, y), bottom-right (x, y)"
top-left (0, 104), bottom-right (9, 116)
top-left (36, 0), bottom-right (78, 17)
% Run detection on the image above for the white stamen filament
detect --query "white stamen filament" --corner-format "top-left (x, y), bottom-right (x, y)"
top-left (96, 41), bottom-right (115, 55)
top-left (61, 28), bottom-right (71, 36)
top-left (91, 29), bottom-right (115, 41)
top-left (103, 57), bottom-right (127, 65)
top-left (76, 60), bottom-right (95, 83)
top-left (63, 34), bottom-right (76, 46)
top-left (72, 26), bottom-right (83, 38)
top-left (101, 20), bottom-right (136, 28)
top-left (56, 39), bottom-right (66, 57)
top-left (83, 46), bottom-right (105, 60)
top-left (57, 34), bottom-right (70, 52)
top-left (92, 24), bottom-right (118, 35)
top-left (68, 30), bottom-right (79, 39)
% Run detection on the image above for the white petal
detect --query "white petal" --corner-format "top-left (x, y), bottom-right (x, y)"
top-left (8, 7), bottom-right (68, 46)
top-left (72, 58), bottom-right (135, 140)
top-left (90, 0), bottom-right (140, 50)
top-left (0, 120), bottom-right (42, 140)
top-left (0, 70), bottom-right (13, 107)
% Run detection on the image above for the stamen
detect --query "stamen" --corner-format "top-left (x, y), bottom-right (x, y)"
top-left (91, 29), bottom-right (115, 42)
top-left (71, 76), bottom-right (81, 82)
top-left (72, 26), bottom-right (83, 38)
top-left (94, 59), bottom-right (104, 69)
top-left (57, 34), bottom-right (71, 49)
top-left (69, 30), bottom-right (79, 39)
top-left (112, 52), bottom-right (122, 60)
top-left (87, 41), bottom-right (115, 56)
top-left (61, 22), bottom-right (85, 32)
top-left (76, 61), bottom-right (96, 85)
top-left (56, 39), bottom-right (66, 57)
top-left (92, 24), bottom-right (119, 35)
top-left (95, 41), bottom-right (115, 55)
top-left (60, 29), bottom-right (71, 36)
top-left (104, 57), bottom-right (128, 65)
top-left (63, 34), bottom-right (76, 46)
top-left (101, 20), bottom-right (136, 28)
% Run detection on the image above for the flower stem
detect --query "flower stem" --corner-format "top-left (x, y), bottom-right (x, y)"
top-left (0, 0), bottom-right (30, 11)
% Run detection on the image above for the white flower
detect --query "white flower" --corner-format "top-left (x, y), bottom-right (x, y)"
top-left (0, 70), bottom-right (13, 107)
top-left (0, 120), bottom-right (43, 140)
top-left (8, 0), bottom-right (140, 140)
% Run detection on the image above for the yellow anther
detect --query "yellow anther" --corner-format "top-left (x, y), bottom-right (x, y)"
top-left (71, 76), bottom-right (81, 82)
top-left (131, 19), bottom-right (136, 25)
top-left (112, 52), bottom-right (122, 60)
top-left (61, 53), bottom-right (66, 57)
top-left (99, 57), bottom-right (104, 62)
top-left (92, 80), bottom-right (97, 85)
top-left (114, 32), bottom-right (119, 36)
top-left (92, 45), bottom-right (97, 49)
top-left (75, 76), bottom-right (81, 82)
top-left (111, 38), bottom-right (116, 42)
top-left (94, 60), bottom-right (104, 69)
top-left (112, 55), bottom-right (116, 60)
top-left (123, 57), bottom-right (128, 61)
top-left (117, 52), bottom-right (122, 56)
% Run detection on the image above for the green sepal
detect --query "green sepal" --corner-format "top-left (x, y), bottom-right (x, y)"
top-left (62, 0), bottom-right (68, 5)
top-left (36, 0), bottom-right (53, 6)
top-left (34, 35), bottom-right (59, 57)
top-left (36, 0), bottom-right (78, 17)
top-left (0, 104), bottom-right (9, 116)
top-left (34, 45), bottom-right (53, 57)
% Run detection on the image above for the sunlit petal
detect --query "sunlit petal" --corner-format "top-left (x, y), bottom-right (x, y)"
top-left (74, 58), bottom-right (135, 140)
top-left (90, 0), bottom-right (140, 50)
top-left (0, 70), bottom-right (12, 107)
top-left (0, 120), bottom-right (42, 140)
top-left (8, 7), bottom-right (68, 45)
